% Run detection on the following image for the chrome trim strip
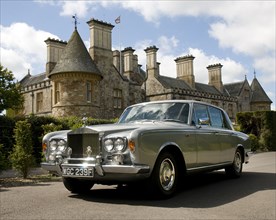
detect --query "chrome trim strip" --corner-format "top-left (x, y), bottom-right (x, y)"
top-left (61, 163), bottom-right (150, 175)
top-left (186, 162), bottom-right (232, 171)
top-left (41, 162), bottom-right (62, 176)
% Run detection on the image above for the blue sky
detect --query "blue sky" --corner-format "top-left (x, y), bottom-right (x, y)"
top-left (1, 0), bottom-right (275, 109)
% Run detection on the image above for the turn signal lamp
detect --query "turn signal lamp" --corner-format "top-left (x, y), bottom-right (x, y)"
top-left (128, 139), bottom-right (135, 152)
top-left (42, 143), bottom-right (47, 153)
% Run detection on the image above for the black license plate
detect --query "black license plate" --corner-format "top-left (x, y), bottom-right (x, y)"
top-left (62, 167), bottom-right (94, 177)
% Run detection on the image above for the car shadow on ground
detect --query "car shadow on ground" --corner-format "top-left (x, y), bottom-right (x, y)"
top-left (69, 171), bottom-right (276, 208)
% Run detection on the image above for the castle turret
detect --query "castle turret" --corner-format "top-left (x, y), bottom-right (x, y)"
top-left (250, 74), bottom-right (272, 111)
top-left (175, 55), bottom-right (195, 89)
top-left (49, 29), bottom-right (102, 117)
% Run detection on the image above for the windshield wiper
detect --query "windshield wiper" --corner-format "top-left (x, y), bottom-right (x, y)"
top-left (161, 119), bottom-right (183, 123)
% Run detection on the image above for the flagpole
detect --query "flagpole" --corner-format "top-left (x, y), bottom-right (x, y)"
top-left (115, 16), bottom-right (122, 74)
top-left (119, 21), bottom-right (122, 75)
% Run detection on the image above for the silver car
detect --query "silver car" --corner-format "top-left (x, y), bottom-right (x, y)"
top-left (41, 100), bottom-right (251, 198)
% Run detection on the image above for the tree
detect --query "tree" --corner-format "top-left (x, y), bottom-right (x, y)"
top-left (0, 64), bottom-right (24, 113)
top-left (10, 120), bottom-right (35, 178)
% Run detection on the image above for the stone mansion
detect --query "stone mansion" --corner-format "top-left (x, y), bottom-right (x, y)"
top-left (19, 18), bottom-right (272, 121)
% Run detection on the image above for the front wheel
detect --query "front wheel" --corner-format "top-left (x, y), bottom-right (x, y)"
top-left (150, 152), bottom-right (179, 198)
top-left (62, 177), bottom-right (94, 193)
top-left (225, 149), bottom-right (243, 178)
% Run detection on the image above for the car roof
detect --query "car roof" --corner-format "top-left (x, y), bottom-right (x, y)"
top-left (127, 100), bottom-right (227, 113)
top-left (129, 100), bottom-right (211, 107)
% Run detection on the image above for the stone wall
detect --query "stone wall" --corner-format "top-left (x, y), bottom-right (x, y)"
top-left (21, 80), bottom-right (52, 115)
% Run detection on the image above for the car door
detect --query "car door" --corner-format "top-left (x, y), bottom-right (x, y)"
top-left (192, 103), bottom-right (221, 167)
top-left (208, 107), bottom-right (237, 163)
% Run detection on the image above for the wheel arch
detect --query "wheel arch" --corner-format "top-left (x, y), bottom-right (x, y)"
top-left (155, 144), bottom-right (187, 176)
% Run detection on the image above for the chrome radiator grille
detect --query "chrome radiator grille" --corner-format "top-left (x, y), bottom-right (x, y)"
top-left (67, 128), bottom-right (100, 158)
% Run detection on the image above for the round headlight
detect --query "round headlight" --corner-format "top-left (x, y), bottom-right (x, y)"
top-left (114, 138), bottom-right (125, 151)
top-left (104, 139), bottom-right (114, 152)
top-left (49, 140), bottom-right (57, 151)
top-left (57, 140), bottom-right (66, 152)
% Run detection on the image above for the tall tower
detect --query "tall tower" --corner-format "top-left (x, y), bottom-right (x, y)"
top-left (49, 29), bottom-right (102, 117)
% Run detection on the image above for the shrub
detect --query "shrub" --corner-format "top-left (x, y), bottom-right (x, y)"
top-left (10, 120), bottom-right (35, 178)
top-left (236, 111), bottom-right (276, 151)
top-left (25, 115), bottom-right (62, 165)
top-left (0, 115), bottom-right (117, 167)
top-left (0, 144), bottom-right (9, 173)
top-left (0, 116), bottom-right (17, 168)
top-left (41, 123), bottom-right (63, 136)
top-left (248, 134), bottom-right (259, 152)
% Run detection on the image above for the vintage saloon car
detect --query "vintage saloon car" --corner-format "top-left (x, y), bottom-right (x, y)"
top-left (41, 100), bottom-right (251, 197)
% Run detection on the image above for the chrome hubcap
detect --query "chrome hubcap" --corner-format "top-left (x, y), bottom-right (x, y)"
top-left (159, 158), bottom-right (175, 191)
top-left (234, 151), bottom-right (242, 173)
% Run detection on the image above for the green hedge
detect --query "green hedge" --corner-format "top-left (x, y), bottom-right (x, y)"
top-left (236, 111), bottom-right (276, 151)
top-left (0, 115), bottom-right (117, 171)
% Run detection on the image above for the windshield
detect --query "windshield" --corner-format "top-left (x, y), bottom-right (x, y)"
top-left (118, 102), bottom-right (190, 124)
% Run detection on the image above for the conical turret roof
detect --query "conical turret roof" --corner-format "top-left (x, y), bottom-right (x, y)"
top-left (49, 30), bottom-right (102, 78)
top-left (251, 77), bottom-right (272, 103)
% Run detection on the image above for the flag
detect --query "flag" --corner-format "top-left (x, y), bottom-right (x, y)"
top-left (115, 16), bottom-right (121, 24)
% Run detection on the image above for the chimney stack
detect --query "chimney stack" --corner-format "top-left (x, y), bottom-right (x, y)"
top-left (87, 19), bottom-right (114, 65)
top-left (44, 38), bottom-right (67, 78)
top-left (207, 63), bottom-right (223, 93)
top-left (122, 47), bottom-right (135, 79)
top-left (175, 55), bottom-right (195, 89)
top-left (144, 45), bottom-right (159, 78)
top-left (113, 50), bottom-right (120, 71)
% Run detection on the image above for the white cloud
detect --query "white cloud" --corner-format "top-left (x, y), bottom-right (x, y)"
top-left (253, 56), bottom-right (276, 83)
top-left (180, 48), bottom-right (247, 84)
top-left (35, 0), bottom-right (99, 18)
top-left (108, 1), bottom-right (275, 81)
top-left (132, 36), bottom-right (247, 85)
top-left (59, 1), bottom-right (95, 18)
top-left (1, 48), bottom-right (31, 80)
top-left (157, 36), bottom-right (179, 54)
top-left (0, 23), bottom-right (59, 80)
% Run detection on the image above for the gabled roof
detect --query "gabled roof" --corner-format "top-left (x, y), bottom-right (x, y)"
top-left (224, 81), bottom-right (245, 97)
top-left (49, 30), bottom-right (102, 78)
top-left (251, 77), bottom-right (272, 103)
top-left (195, 82), bottom-right (222, 95)
top-left (20, 72), bottom-right (48, 87)
top-left (157, 75), bottom-right (230, 97)
top-left (157, 75), bottom-right (191, 90)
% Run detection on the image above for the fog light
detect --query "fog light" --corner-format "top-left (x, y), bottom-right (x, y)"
top-left (113, 154), bottom-right (124, 165)
top-left (49, 154), bottom-right (56, 161)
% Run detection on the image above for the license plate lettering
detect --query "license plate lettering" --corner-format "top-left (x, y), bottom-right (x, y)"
top-left (63, 167), bottom-right (94, 177)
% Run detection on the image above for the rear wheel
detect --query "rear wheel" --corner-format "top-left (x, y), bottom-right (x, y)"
top-left (150, 152), bottom-right (179, 198)
top-left (62, 177), bottom-right (94, 193)
top-left (225, 149), bottom-right (243, 178)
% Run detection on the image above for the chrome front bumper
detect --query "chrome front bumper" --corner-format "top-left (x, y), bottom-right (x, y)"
top-left (41, 161), bottom-right (150, 180)
top-left (41, 162), bottom-right (63, 176)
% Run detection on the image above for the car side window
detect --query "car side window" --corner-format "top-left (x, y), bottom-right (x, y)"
top-left (193, 104), bottom-right (210, 126)
top-left (179, 104), bottom-right (189, 123)
top-left (209, 106), bottom-right (224, 128)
